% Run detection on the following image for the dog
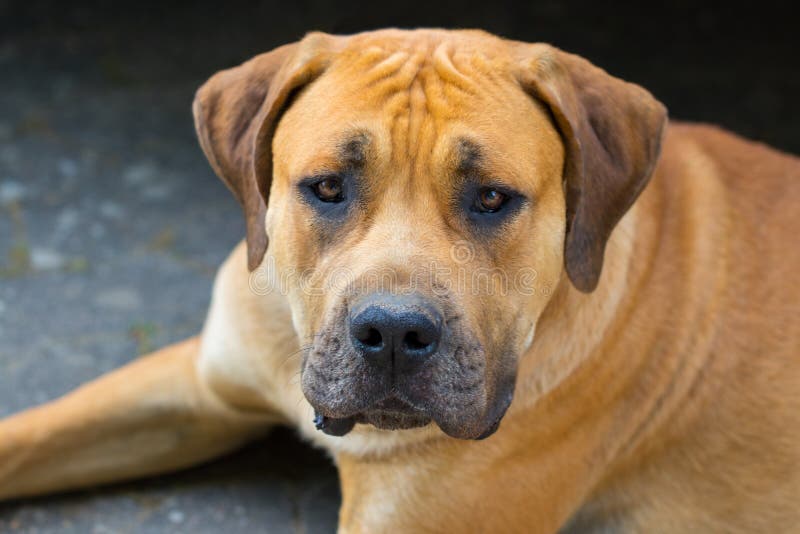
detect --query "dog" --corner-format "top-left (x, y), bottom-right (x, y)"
top-left (1, 28), bottom-right (799, 533)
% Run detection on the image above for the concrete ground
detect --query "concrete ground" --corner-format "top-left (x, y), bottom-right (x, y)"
top-left (0, 2), bottom-right (796, 532)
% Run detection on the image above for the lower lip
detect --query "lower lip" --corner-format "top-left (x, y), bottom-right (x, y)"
top-left (354, 407), bottom-right (431, 431)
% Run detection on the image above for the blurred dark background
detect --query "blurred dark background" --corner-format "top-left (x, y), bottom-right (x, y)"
top-left (3, 0), bottom-right (798, 151)
top-left (0, 1), bottom-right (796, 532)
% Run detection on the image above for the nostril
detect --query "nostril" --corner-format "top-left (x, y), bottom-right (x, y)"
top-left (403, 330), bottom-right (436, 353)
top-left (403, 331), bottom-right (430, 351)
top-left (358, 327), bottom-right (383, 348)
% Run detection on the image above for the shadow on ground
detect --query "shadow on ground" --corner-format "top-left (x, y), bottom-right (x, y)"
top-left (0, 429), bottom-right (341, 533)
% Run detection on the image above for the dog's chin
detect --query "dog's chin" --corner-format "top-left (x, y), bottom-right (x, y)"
top-left (353, 397), bottom-right (432, 431)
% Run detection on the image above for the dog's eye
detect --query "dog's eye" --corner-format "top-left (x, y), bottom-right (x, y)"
top-left (475, 187), bottom-right (508, 213)
top-left (311, 177), bottom-right (344, 202)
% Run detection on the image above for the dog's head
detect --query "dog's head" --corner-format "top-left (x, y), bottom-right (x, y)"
top-left (193, 29), bottom-right (666, 440)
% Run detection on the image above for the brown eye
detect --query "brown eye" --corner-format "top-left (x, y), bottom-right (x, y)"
top-left (312, 177), bottom-right (344, 202)
top-left (476, 187), bottom-right (507, 213)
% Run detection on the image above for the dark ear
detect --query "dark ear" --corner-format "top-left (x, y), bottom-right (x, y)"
top-left (193, 33), bottom-right (341, 270)
top-left (517, 44), bottom-right (667, 292)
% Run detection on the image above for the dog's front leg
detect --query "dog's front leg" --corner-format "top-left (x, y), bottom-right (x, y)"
top-left (0, 335), bottom-right (276, 501)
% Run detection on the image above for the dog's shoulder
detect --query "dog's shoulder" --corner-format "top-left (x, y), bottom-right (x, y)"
top-left (197, 241), bottom-right (301, 416)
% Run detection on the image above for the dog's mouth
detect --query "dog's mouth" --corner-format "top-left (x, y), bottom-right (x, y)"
top-left (355, 397), bottom-right (432, 430)
top-left (314, 397), bottom-right (432, 437)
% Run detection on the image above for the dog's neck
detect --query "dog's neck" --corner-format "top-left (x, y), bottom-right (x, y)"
top-left (514, 183), bottom-right (644, 415)
top-left (512, 139), bottom-right (727, 496)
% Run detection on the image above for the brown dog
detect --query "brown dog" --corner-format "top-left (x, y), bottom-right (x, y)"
top-left (1, 28), bottom-right (799, 532)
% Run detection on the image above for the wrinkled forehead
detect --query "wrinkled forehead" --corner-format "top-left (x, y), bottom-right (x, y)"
top-left (274, 33), bottom-right (563, 185)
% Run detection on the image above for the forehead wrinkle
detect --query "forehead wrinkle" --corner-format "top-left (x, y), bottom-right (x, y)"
top-left (356, 49), bottom-right (426, 96)
top-left (359, 50), bottom-right (412, 88)
top-left (376, 50), bottom-right (425, 169)
top-left (432, 42), bottom-right (480, 97)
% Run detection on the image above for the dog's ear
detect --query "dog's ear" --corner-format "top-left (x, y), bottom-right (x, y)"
top-left (516, 44), bottom-right (667, 292)
top-left (193, 33), bottom-right (341, 270)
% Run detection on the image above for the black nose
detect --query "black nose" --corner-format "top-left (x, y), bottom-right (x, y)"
top-left (349, 294), bottom-right (443, 370)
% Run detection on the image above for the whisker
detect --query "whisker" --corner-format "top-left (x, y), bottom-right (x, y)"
top-left (277, 344), bottom-right (313, 371)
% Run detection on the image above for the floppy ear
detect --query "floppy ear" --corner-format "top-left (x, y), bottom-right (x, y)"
top-left (517, 45), bottom-right (668, 292)
top-left (193, 33), bottom-right (341, 270)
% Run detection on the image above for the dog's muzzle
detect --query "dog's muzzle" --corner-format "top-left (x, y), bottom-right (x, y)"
top-left (302, 291), bottom-right (516, 440)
